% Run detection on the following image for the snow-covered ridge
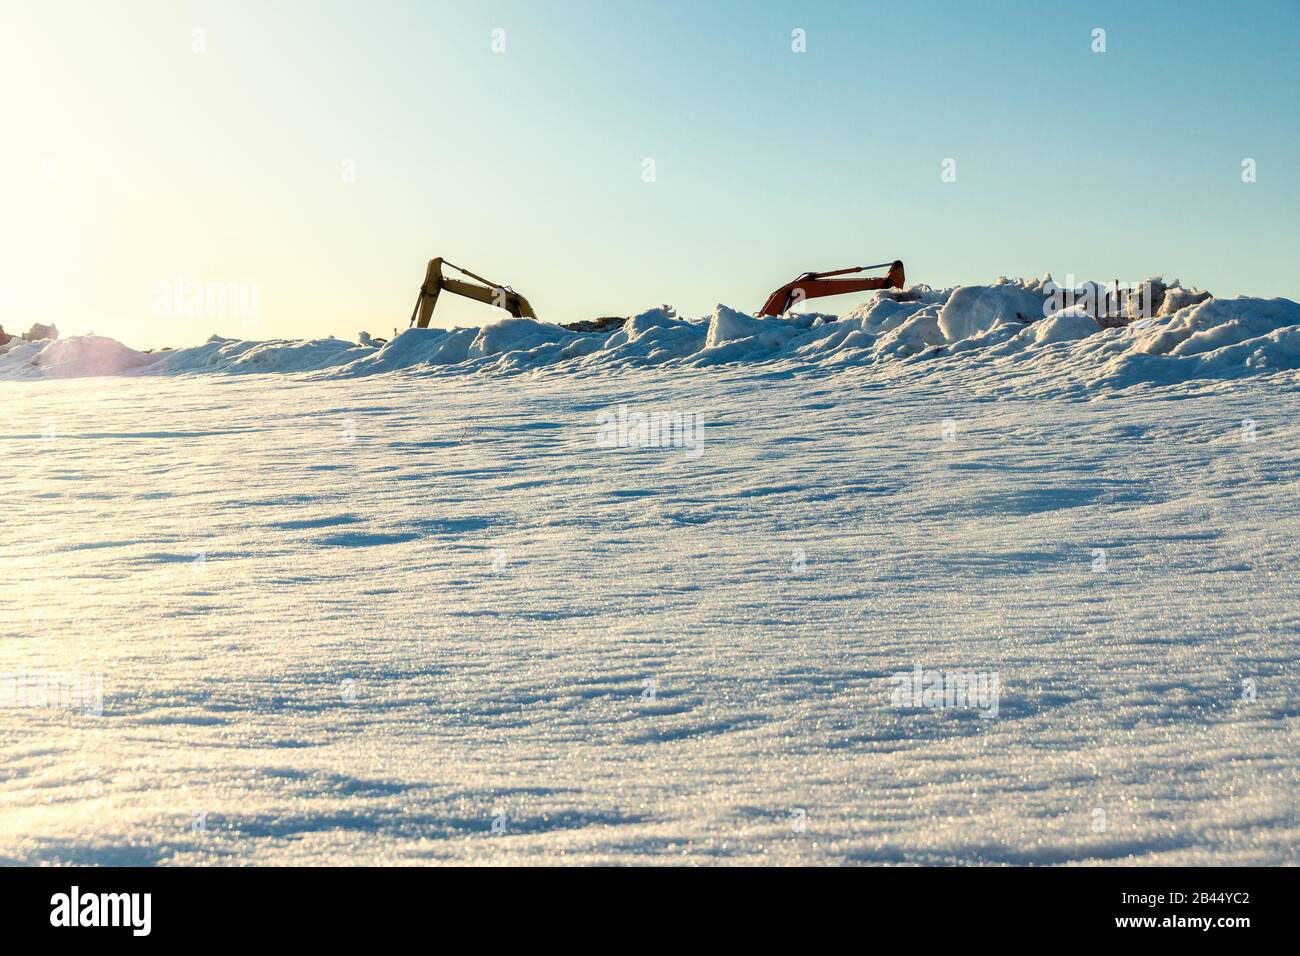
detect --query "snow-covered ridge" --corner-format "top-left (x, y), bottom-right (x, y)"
top-left (4, 277), bottom-right (1299, 392)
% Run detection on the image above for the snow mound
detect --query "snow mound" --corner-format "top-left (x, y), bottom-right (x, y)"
top-left (5, 279), bottom-right (1299, 394)
top-left (938, 283), bottom-right (1046, 340)
top-left (705, 305), bottom-right (809, 350)
top-left (1024, 307), bottom-right (1102, 345)
top-left (1135, 296), bottom-right (1300, 357)
top-left (0, 334), bottom-right (158, 379)
top-left (162, 335), bottom-right (371, 374)
top-left (468, 318), bottom-right (572, 359)
top-left (871, 310), bottom-right (947, 358)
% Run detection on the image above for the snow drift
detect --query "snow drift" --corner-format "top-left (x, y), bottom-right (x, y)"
top-left (4, 277), bottom-right (1299, 393)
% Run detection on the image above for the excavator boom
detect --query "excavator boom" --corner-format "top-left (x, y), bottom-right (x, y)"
top-left (404, 255), bottom-right (907, 332)
top-left (410, 257), bottom-right (537, 328)
top-left (758, 259), bottom-right (905, 317)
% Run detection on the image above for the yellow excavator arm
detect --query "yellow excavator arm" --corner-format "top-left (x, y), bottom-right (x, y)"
top-left (409, 257), bottom-right (537, 328)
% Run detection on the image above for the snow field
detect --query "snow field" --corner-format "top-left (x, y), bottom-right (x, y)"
top-left (1, 360), bottom-right (1297, 864)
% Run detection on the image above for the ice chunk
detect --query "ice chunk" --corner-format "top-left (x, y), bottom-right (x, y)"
top-left (1026, 307), bottom-right (1100, 344)
top-left (938, 285), bottom-right (1046, 341)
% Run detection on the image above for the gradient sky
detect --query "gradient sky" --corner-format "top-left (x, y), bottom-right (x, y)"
top-left (2, 0), bottom-right (1298, 347)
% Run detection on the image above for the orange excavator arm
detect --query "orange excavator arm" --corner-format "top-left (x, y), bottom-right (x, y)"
top-left (410, 257), bottom-right (537, 328)
top-left (758, 260), bottom-right (905, 317)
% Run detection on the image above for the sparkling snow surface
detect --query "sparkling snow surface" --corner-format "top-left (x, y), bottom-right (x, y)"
top-left (4, 371), bottom-right (1298, 865)
top-left (3, 287), bottom-right (1299, 865)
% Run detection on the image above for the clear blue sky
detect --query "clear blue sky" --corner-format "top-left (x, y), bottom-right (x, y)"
top-left (2, 0), bottom-right (1297, 346)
